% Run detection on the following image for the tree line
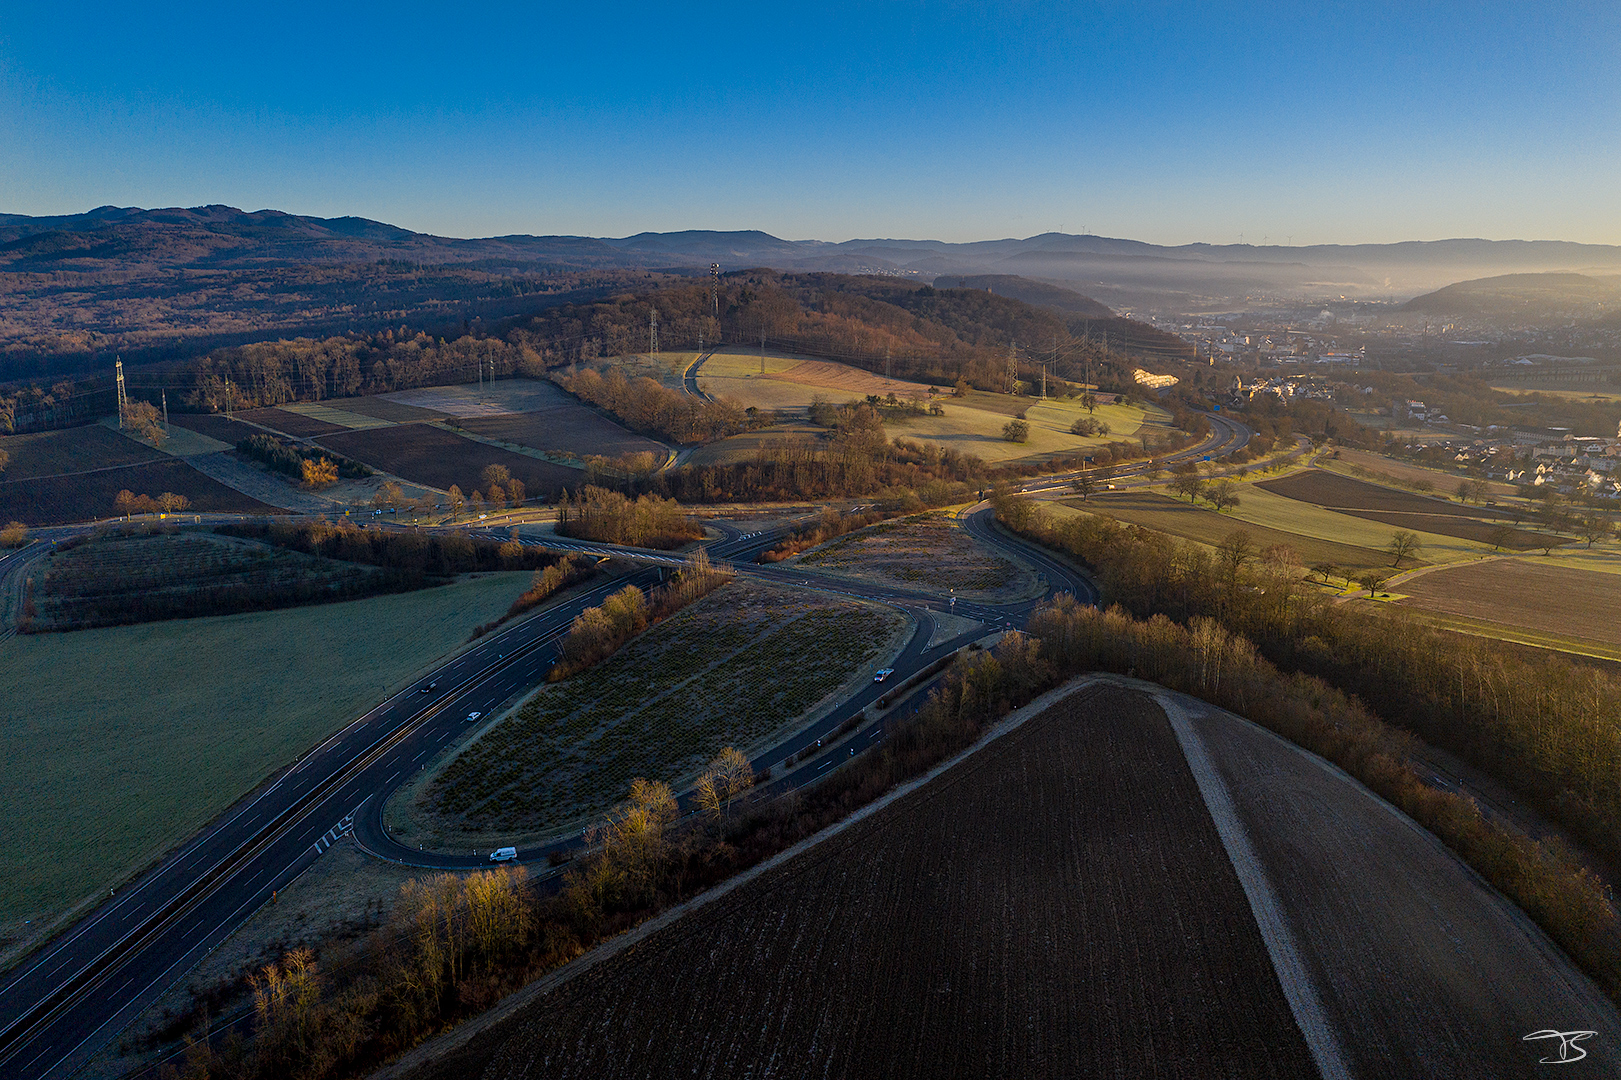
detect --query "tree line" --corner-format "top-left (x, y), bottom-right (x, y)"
top-left (550, 551), bottom-right (733, 680)
top-left (553, 487), bottom-right (704, 549)
top-left (992, 490), bottom-right (1621, 907)
top-left (553, 367), bottom-right (753, 445)
top-left (216, 520), bottom-right (569, 577)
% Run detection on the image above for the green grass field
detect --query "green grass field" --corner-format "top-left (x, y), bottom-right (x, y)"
top-left (1196, 479), bottom-right (1494, 564)
top-left (0, 572), bottom-right (530, 932)
top-left (396, 579), bottom-right (909, 846)
top-left (1055, 492), bottom-right (1395, 572)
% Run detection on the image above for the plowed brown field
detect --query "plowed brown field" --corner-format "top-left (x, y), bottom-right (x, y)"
top-left (0, 425), bottom-right (163, 481)
top-left (168, 413), bottom-right (261, 444)
top-left (457, 409), bottom-right (666, 461)
top-left (233, 407), bottom-right (349, 437)
top-left (0, 459), bottom-right (281, 525)
top-left (316, 425), bottom-right (578, 498)
top-left (412, 685), bottom-right (1315, 1080)
top-left (1396, 558), bottom-right (1621, 648)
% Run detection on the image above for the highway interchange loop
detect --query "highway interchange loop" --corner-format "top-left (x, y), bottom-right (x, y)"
top-left (0, 411), bottom-right (1249, 1080)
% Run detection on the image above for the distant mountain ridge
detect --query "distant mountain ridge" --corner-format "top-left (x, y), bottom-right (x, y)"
top-left (5, 206), bottom-right (1620, 293)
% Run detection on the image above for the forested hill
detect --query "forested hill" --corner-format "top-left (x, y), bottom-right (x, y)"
top-left (504, 271), bottom-right (1194, 391)
top-left (932, 275), bottom-right (1113, 317)
top-left (0, 272), bottom-right (1196, 433)
top-left (1401, 272), bottom-right (1620, 318)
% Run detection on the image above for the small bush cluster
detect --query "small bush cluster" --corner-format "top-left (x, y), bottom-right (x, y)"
top-left (550, 550), bottom-right (733, 680)
top-left (469, 555), bottom-right (596, 639)
top-left (113, 489), bottom-right (191, 516)
top-left (237, 433), bottom-right (372, 481)
top-left (554, 486), bottom-right (703, 549)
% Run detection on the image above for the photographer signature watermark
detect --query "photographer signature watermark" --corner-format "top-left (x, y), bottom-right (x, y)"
top-left (1523, 1030), bottom-right (1596, 1064)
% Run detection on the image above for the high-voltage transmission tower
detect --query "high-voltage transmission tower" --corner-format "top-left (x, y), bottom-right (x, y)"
top-left (115, 358), bottom-right (127, 428)
top-left (649, 309), bottom-right (659, 354)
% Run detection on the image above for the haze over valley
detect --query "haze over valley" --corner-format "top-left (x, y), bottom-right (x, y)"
top-left (3, 4), bottom-right (1620, 1079)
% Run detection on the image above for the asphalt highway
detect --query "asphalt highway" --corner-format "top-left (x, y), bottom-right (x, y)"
top-left (0, 414), bottom-right (1217, 1079)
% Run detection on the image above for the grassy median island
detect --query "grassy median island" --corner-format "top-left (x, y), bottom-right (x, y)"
top-left (392, 579), bottom-right (909, 848)
top-left (792, 512), bottom-right (1042, 601)
top-left (0, 571), bottom-right (531, 945)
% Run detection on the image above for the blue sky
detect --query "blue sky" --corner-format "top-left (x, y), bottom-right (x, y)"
top-left (2, 2), bottom-right (1618, 244)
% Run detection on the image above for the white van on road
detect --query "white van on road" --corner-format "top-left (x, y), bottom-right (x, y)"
top-left (489, 846), bottom-right (518, 863)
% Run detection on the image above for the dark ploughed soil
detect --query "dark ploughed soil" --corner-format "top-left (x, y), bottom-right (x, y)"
top-left (1257, 469), bottom-right (1555, 548)
top-left (408, 685), bottom-right (1315, 1080)
top-left (457, 408), bottom-right (666, 462)
top-left (0, 424), bottom-right (164, 481)
top-left (315, 425), bottom-right (579, 499)
top-left (168, 412), bottom-right (265, 444)
top-left (1397, 557), bottom-right (1621, 648)
top-left (1257, 469), bottom-right (1498, 518)
top-left (0, 458), bottom-right (282, 525)
top-left (233, 407), bottom-right (349, 437)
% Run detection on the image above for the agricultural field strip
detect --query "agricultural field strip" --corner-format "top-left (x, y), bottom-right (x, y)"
top-left (0, 567), bottom-right (618, 1078)
top-left (1257, 468), bottom-right (1557, 550)
top-left (0, 458), bottom-right (282, 527)
top-left (1201, 482), bottom-right (1493, 563)
top-left (314, 424), bottom-right (579, 499)
top-left (0, 572), bottom-right (532, 925)
top-left (1056, 493), bottom-right (1394, 571)
top-left (1258, 468), bottom-right (1513, 520)
top-left (1392, 608), bottom-right (1621, 663)
top-left (0, 426), bottom-right (165, 482)
top-left (439, 425), bottom-right (588, 470)
top-left (425, 592), bottom-right (903, 837)
top-left (1319, 448), bottom-right (1519, 500)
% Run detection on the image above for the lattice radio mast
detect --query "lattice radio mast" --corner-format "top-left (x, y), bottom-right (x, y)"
top-left (710, 263), bottom-right (721, 319)
top-left (650, 308), bottom-right (659, 354)
top-left (115, 357), bottom-right (127, 427)
top-left (1006, 341), bottom-right (1018, 395)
